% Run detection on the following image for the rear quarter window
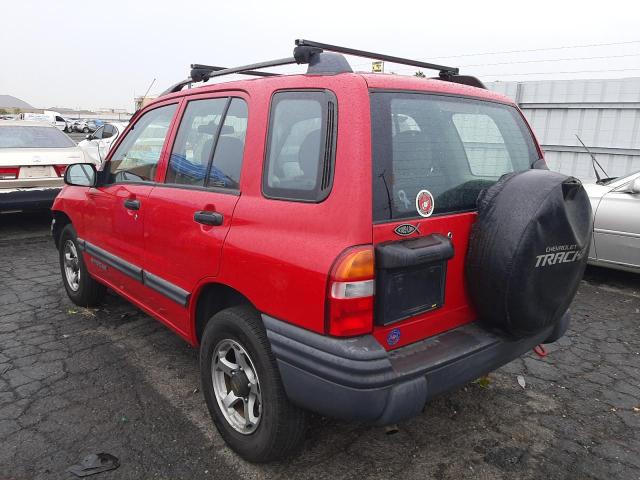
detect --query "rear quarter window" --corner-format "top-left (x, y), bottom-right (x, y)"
top-left (371, 92), bottom-right (538, 222)
top-left (262, 90), bottom-right (337, 202)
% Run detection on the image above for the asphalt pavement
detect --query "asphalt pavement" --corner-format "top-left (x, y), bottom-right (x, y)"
top-left (1, 211), bottom-right (639, 480)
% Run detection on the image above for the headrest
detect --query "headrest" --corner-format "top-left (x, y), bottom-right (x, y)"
top-left (197, 123), bottom-right (234, 135)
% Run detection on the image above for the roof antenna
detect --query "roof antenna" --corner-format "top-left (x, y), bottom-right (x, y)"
top-left (135, 78), bottom-right (156, 112)
top-left (576, 134), bottom-right (608, 184)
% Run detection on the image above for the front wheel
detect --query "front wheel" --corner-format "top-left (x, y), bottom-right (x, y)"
top-left (59, 224), bottom-right (106, 307)
top-left (200, 306), bottom-right (306, 462)
top-left (83, 127), bottom-right (89, 133)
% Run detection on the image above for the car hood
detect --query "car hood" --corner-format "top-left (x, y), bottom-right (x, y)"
top-left (0, 147), bottom-right (85, 166)
top-left (582, 182), bottom-right (610, 200)
top-left (582, 182), bottom-right (612, 217)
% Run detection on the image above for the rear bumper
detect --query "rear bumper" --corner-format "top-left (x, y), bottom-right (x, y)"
top-left (0, 187), bottom-right (60, 211)
top-left (264, 312), bottom-right (570, 425)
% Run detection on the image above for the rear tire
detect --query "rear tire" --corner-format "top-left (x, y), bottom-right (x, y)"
top-left (59, 224), bottom-right (106, 307)
top-left (200, 306), bottom-right (306, 462)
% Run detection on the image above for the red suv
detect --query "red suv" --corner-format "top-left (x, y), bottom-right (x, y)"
top-left (52, 40), bottom-right (592, 462)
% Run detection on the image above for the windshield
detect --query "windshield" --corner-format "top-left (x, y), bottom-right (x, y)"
top-left (371, 92), bottom-right (538, 221)
top-left (601, 169), bottom-right (640, 186)
top-left (0, 126), bottom-right (76, 149)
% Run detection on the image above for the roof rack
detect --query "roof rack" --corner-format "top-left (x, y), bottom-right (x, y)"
top-left (295, 39), bottom-right (459, 76)
top-left (161, 39), bottom-right (485, 96)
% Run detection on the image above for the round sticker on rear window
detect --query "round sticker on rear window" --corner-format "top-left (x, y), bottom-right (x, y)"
top-left (416, 190), bottom-right (435, 217)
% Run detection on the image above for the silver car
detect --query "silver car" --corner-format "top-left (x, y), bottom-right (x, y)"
top-left (584, 170), bottom-right (640, 272)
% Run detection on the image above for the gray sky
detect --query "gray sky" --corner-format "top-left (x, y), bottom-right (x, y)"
top-left (2, 0), bottom-right (639, 111)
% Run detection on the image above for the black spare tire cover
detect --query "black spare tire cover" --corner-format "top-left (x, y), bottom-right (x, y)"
top-left (465, 169), bottom-right (593, 337)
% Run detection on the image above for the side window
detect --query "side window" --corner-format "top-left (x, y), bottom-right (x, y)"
top-left (166, 98), bottom-right (227, 187)
top-left (109, 104), bottom-right (177, 183)
top-left (452, 113), bottom-right (513, 177)
top-left (92, 126), bottom-right (104, 139)
top-left (263, 90), bottom-right (337, 202)
top-left (55, 116), bottom-right (64, 122)
top-left (102, 125), bottom-right (114, 139)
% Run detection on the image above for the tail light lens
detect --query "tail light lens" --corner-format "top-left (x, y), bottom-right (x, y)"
top-left (326, 245), bottom-right (375, 337)
top-left (53, 165), bottom-right (68, 177)
top-left (0, 167), bottom-right (19, 180)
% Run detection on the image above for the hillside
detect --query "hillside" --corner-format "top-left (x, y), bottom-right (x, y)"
top-left (0, 95), bottom-right (33, 109)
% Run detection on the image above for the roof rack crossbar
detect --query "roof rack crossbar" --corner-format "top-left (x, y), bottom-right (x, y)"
top-left (197, 56), bottom-right (297, 81)
top-left (295, 39), bottom-right (459, 76)
top-left (161, 58), bottom-right (295, 96)
top-left (191, 64), bottom-right (280, 78)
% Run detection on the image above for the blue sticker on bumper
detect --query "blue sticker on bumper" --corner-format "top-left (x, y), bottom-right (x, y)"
top-left (387, 328), bottom-right (401, 346)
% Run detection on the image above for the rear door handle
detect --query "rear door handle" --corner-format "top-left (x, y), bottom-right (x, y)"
top-left (124, 199), bottom-right (140, 210)
top-left (194, 210), bottom-right (223, 226)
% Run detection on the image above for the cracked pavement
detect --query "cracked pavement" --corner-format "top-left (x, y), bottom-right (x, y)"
top-left (1, 211), bottom-right (639, 480)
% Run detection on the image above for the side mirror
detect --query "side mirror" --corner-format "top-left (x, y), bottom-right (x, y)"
top-left (630, 178), bottom-right (640, 194)
top-left (64, 163), bottom-right (97, 187)
top-left (86, 134), bottom-right (93, 140)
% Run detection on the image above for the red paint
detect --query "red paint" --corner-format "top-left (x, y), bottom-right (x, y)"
top-left (53, 71), bottom-right (533, 351)
top-left (372, 212), bottom-right (478, 350)
top-left (534, 344), bottom-right (548, 357)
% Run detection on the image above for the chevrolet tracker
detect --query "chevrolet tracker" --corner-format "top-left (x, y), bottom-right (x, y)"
top-left (51, 40), bottom-right (592, 462)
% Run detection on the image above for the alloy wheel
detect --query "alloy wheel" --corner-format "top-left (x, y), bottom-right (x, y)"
top-left (63, 240), bottom-right (81, 292)
top-left (212, 339), bottom-right (262, 434)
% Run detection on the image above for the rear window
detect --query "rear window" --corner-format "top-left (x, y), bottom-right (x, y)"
top-left (371, 92), bottom-right (538, 222)
top-left (0, 126), bottom-right (75, 148)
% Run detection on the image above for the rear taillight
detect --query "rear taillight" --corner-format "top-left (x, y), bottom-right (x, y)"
top-left (53, 165), bottom-right (68, 177)
top-left (0, 167), bottom-right (19, 180)
top-left (326, 245), bottom-right (375, 337)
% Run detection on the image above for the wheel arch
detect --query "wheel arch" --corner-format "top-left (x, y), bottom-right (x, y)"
top-left (52, 210), bottom-right (73, 249)
top-left (192, 282), bottom-right (256, 345)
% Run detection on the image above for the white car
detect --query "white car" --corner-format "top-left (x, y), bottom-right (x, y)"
top-left (77, 122), bottom-right (127, 165)
top-left (63, 118), bottom-right (75, 133)
top-left (583, 170), bottom-right (640, 273)
top-left (0, 121), bottom-right (88, 211)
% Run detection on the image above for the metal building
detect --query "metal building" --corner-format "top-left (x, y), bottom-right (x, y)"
top-left (486, 77), bottom-right (640, 181)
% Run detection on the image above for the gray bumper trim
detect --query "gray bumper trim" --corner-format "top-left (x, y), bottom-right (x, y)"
top-left (263, 313), bottom-right (569, 425)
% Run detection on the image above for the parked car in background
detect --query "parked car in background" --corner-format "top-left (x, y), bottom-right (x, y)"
top-left (74, 119), bottom-right (103, 133)
top-left (87, 119), bottom-right (104, 132)
top-left (63, 118), bottom-right (75, 133)
top-left (0, 121), bottom-right (87, 211)
top-left (77, 122), bottom-right (127, 165)
top-left (74, 119), bottom-right (90, 133)
top-left (584, 170), bottom-right (640, 272)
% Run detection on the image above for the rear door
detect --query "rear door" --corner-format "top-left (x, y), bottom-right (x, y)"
top-left (142, 94), bottom-right (248, 334)
top-left (369, 92), bottom-right (540, 348)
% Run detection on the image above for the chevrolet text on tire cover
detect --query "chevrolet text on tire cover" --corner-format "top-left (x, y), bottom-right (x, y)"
top-left (51, 40), bottom-right (592, 462)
